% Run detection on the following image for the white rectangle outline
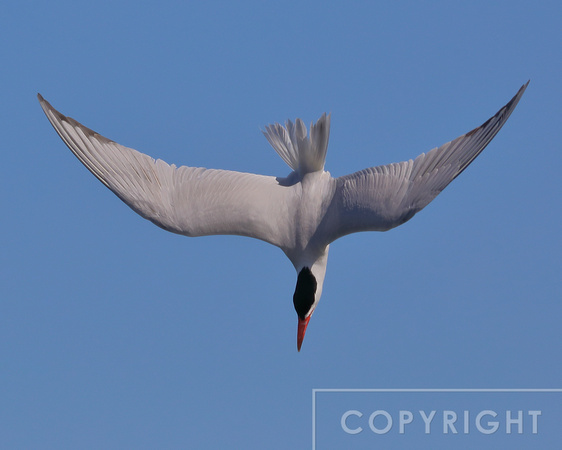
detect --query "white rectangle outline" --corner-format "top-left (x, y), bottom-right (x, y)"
top-left (311, 388), bottom-right (562, 449)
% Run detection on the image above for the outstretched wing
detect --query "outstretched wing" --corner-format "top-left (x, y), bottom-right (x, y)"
top-left (39, 95), bottom-right (295, 248)
top-left (326, 82), bottom-right (528, 240)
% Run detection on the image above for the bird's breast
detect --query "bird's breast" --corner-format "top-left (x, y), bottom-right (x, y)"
top-left (285, 171), bottom-right (336, 255)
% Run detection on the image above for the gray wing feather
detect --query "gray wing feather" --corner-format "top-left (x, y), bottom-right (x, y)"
top-left (328, 82), bottom-right (528, 239)
top-left (38, 95), bottom-right (293, 248)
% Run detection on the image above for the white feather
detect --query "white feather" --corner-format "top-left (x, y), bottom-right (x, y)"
top-left (38, 81), bottom-right (528, 345)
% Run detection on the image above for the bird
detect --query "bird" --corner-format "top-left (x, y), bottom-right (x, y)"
top-left (38, 82), bottom-right (528, 351)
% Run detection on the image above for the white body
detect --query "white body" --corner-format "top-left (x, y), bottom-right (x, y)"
top-left (38, 82), bottom-right (528, 347)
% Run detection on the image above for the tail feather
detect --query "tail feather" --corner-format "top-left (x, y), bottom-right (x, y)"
top-left (263, 113), bottom-right (331, 175)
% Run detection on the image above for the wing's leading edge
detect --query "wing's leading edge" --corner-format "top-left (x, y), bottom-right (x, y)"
top-left (38, 95), bottom-right (295, 248)
top-left (327, 82), bottom-right (529, 240)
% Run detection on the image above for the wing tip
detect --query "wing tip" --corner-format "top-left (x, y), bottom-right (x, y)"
top-left (510, 79), bottom-right (530, 106)
top-left (37, 93), bottom-right (52, 114)
top-left (464, 81), bottom-right (529, 139)
top-left (37, 95), bottom-right (116, 145)
top-left (37, 93), bottom-right (64, 122)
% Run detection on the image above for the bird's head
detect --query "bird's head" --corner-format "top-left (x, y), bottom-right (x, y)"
top-left (293, 266), bottom-right (319, 351)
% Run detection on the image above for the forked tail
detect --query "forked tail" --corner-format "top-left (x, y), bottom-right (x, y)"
top-left (263, 113), bottom-right (331, 175)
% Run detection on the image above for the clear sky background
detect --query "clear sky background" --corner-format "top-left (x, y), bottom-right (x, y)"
top-left (1, 1), bottom-right (560, 448)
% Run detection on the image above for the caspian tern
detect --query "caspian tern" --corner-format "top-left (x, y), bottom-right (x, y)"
top-left (38, 82), bottom-right (528, 351)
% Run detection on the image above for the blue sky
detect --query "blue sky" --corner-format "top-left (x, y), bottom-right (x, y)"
top-left (1, 1), bottom-right (560, 448)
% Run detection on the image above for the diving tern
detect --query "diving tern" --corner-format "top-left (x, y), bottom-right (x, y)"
top-left (38, 82), bottom-right (528, 351)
